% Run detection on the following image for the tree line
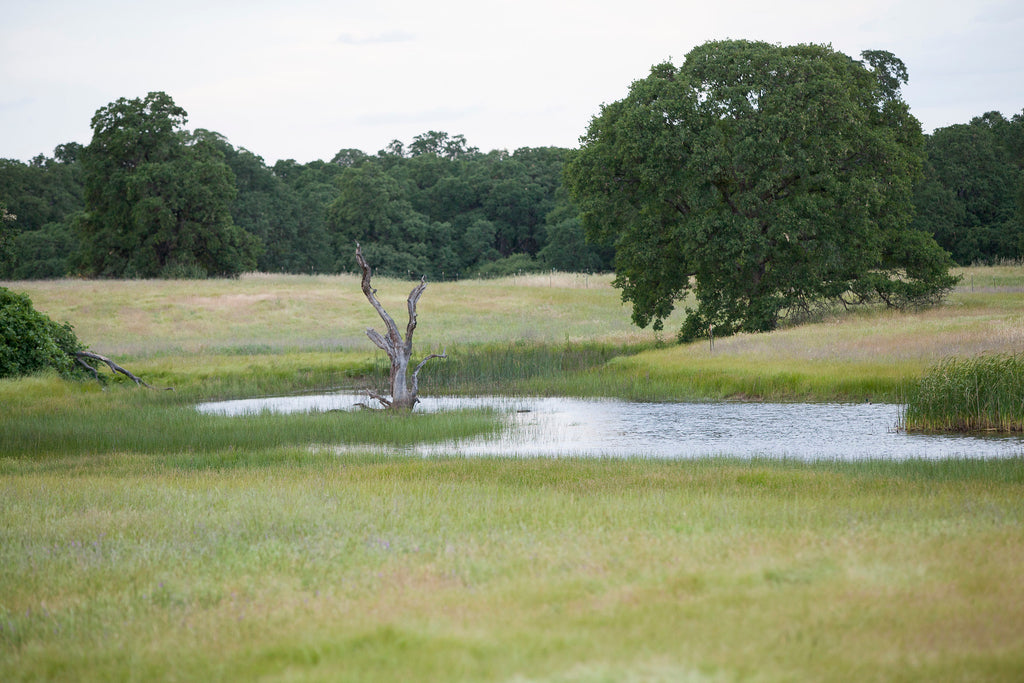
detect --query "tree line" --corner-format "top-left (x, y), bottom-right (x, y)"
top-left (0, 94), bottom-right (610, 280)
top-left (911, 111), bottom-right (1024, 265)
top-left (4, 85), bottom-right (1019, 284)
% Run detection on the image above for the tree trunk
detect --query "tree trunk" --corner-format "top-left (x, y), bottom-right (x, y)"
top-left (355, 244), bottom-right (445, 410)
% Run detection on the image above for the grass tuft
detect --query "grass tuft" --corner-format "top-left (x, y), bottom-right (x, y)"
top-left (903, 353), bottom-right (1024, 433)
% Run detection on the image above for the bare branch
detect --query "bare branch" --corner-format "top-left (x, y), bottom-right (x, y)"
top-left (405, 277), bottom-right (427, 356)
top-left (412, 351), bottom-right (447, 378)
top-left (74, 350), bottom-right (163, 389)
top-left (356, 243), bottom-right (402, 349)
top-left (366, 389), bottom-right (393, 408)
top-left (365, 328), bottom-right (393, 355)
top-left (410, 350), bottom-right (447, 398)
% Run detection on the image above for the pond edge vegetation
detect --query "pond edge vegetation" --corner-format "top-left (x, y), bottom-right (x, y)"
top-left (903, 353), bottom-right (1024, 434)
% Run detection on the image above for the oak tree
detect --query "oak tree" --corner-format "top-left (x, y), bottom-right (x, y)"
top-left (76, 92), bottom-right (258, 278)
top-left (566, 40), bottom-right (958, 340)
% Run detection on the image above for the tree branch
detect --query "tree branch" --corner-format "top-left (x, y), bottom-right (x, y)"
top-left (366, 389), bottom-right (393, 408)
top-left (405, 277), bottom-right (427, 357)
top-left (74, 350), bottom-right (163, 389)
top-left (356, 243), bottom-right (403, 350)
top-left (365, 328), bottom-right (394, 355)
top-left (410, 350), bottom-right (448, 397)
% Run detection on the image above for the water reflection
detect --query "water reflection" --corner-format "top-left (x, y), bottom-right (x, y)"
top-left (197, 393), bottom-right (1024, 461)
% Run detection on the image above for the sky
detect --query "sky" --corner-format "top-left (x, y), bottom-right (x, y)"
top-left (2, 0), bottom-right (1022, 165)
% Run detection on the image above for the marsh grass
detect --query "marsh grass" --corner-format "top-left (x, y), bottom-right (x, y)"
top-left (903, 354), bottom-right (1024, 433)
top-left (127, 350), bottom-right (382, 400)
top-left (2, 454), bottom-right (1023, 681)
top-left (0, 374), bottom-right (500, 461)
top-left (415, 340), bottom-right (650, 396)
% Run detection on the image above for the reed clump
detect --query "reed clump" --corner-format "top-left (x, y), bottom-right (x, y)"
top-left (903, 353), bottom-right (1024, 433)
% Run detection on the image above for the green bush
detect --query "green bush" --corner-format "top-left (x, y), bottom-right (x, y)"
top-left (0, 286), bottom-right (85, 379)
top-left (470, 253), bottom-right (547, 278)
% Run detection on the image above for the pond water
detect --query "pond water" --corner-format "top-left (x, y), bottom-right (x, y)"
top-left (197, 392), bottom-right (1024, 460)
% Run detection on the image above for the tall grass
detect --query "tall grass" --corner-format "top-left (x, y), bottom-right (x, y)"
top-left (0, 374), bottom-right (500, 462)
top-left (3, 268), bottom-right (1024, 680)
top-left (2, 272), bottom-right (660, 357)
top-left (6, 264), bottom-right (1024, 403)
top-left (129, 350), bottom-right (381, 400)
top-left (415, 340), bottom-right (649, 395)
top-left (903, 353), bottom-right (1024, 433)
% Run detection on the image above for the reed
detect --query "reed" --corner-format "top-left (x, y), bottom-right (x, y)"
top-left (416, 340), bottom-right (648, 395)
top-left (903, 353), bottom-right (1024, 433)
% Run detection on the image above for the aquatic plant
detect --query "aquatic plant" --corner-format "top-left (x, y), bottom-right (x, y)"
top-left (903, 353), bottom-right (1024, 432)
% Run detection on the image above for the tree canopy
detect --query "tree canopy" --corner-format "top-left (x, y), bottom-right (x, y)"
top-left (320, 141), bottom-right (605, 279)
top-left (912, 111), bottom-right (1024, 264)
top-left (1, 79), bottom-right (1017, 285)
top-left (0, 149), bottom-right (83, 279)
top-left (565, 40), bottom-right (959, 340)
top-left (75, 92), bottom-right (259, 278)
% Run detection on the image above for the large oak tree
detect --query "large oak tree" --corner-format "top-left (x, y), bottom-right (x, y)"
top-left (76, 92), bottom-right (258, 278)
top-left (566, 40), bottom-right (958, 340)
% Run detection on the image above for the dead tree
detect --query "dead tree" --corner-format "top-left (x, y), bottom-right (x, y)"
top-left (355, 244), bottom-right (446, 410)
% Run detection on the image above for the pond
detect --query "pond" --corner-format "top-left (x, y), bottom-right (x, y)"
top-left (197, 392), bottom-right (1024, 460)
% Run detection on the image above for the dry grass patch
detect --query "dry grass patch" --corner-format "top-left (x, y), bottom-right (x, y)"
top-left (3, 272), bottom-right (663, 356)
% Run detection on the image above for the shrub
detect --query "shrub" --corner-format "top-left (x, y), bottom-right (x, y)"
top-left (471, 254), bottom-right (547, 278)
top-left (0, 286), bottom-right (85, 379)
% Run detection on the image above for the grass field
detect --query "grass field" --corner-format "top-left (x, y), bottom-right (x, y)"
top-left (2, 266), bottom-right (1024, 681)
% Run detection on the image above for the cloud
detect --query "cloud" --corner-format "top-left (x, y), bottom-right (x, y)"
top-left (337, 30), bottom-right (416, 46)
top-left (354, 105), bottom-right (482, 127)
top-left (2, 0), bottom-right (1022, 164)
top-left (0, 97), bottom-right (34, 112)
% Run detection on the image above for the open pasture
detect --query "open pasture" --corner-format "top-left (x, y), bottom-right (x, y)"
top-left (6, 265), bottom-right (1024, 401)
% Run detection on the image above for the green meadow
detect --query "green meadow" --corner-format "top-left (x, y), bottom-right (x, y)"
top-left (2, 266), bottom-right (1024, 681)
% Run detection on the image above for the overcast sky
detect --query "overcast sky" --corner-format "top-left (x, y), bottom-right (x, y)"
top-left (2, 0), bottom-right (1022, 165)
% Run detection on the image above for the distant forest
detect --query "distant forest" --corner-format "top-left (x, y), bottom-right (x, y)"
top-left (1, 107), bottom-right (1022, 280)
